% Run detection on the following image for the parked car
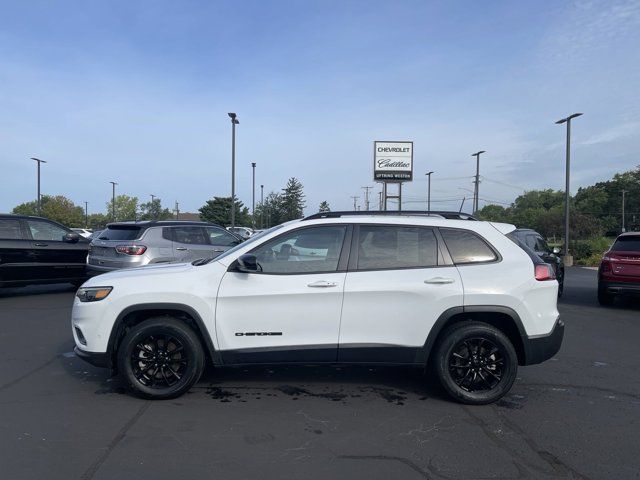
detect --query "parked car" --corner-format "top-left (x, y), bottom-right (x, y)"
top-left (88, 230), bottom-right (103, 240)
top-left (87, 221), bottom-right (243, 273)
top-left (227, 226), bottom-right (253, 239)
top-left (71, 228), bottom-right (93, 238)
top-left (598, 232), bottom-right (640, 305)
top-left (72, 211), bottom-right (562, 404)
top-left (508, 228), bottom-right (565, 296)
top-left (0, 214), bottom-right (89, 287)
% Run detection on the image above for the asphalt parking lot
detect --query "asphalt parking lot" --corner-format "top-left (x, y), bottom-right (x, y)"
top-left (1, 267), bottom-right (638, 480)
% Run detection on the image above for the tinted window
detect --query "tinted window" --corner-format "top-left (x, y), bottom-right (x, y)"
top-left (611, 236), bottom-right (640, 252)
top-left (173, 226), bottom-right (208, 245)
top-left (27, 220), bottom-right (69, 241)
top-left (0, 219), bottom-right (23, 240)
top-left (99, 226), bottom-right (143, 240)
top-left (357, 226), bottom-right (439, 270)
top-left (534, 235), bottom-right (550, 252)
top-left (252, 226), bottom-right (346, 274)
top-left (524, 235), bottom-right (537, 250)
top-left (206, 227), bottom-right (241, 247)
top-left (440, 228), bottom-right (498, 264)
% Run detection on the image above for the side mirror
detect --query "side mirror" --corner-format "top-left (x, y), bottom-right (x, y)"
top-left (552, 247), bottom-right (561, 254)
top-left (237, 254), bottom-right (258, 272)
top-left (64, 232), bottom-right (80, 243)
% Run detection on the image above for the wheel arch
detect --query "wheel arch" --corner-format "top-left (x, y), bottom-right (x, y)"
top-left (419, 306), bottom-right (529, 366)
top-left (107, 303), bottom-right (220, 370)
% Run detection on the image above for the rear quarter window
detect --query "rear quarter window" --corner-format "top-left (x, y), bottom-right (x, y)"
top-left (440, 228), bottom-right (498, 264)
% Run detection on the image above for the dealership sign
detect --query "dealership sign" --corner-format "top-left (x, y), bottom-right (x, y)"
top-left (373, 141), bottom-right (413, 181)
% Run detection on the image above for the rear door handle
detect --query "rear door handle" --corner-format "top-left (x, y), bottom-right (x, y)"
top-left (307, 280), bottom-right (338, 288)
top-left (175, 247), bottom-right (188, 251)
top-left (424, 277), bottom-right (455, 284)
top-left (34, 243), bottom-right (49, 247)
top-left (213, 249), bottom-right (225, 252)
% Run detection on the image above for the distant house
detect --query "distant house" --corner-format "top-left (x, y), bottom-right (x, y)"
top-left (175, 212), bottom-right (201, 221)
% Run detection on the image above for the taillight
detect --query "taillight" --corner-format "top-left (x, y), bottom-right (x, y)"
top-left (535, 264), bottom-right (555, 281)
top-left (115, 245), bottom-right (147, 255)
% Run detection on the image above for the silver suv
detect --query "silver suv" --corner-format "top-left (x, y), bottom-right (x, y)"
top-left (87, 221), bottom-right (242, 273)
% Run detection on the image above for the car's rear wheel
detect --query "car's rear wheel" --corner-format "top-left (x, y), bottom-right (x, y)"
top-left (597, 285), bottom-right (614, 306)
top-left (117, 317), bottom-right (205, 399)
top-left (433, 321), bottom-right (518, 405)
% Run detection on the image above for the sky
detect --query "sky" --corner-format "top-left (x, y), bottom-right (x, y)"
top-left (1, 0), bottom-right (639, 216)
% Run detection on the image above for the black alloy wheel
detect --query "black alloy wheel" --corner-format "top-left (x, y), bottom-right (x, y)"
top-left (448, 337), bottom-right (504, 392)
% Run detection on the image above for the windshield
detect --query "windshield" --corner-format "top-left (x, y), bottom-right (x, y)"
top-left (214, 224), bottom-right (286, 261)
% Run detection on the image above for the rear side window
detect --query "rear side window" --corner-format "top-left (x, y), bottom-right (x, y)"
top-left (440, 228), bottom-right (498, 264)
top-left (611, 236), bottom-right (640, 252)
top-left (99, 226), bottom-right (143, 240)
top-left (357, 226), bottom-right (440, 270)
top-left (0, 219), bottom-right (23, 239)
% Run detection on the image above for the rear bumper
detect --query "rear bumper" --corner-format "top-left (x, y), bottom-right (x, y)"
top-left (522, 318), bottom-right (564, 365)
top-left (74, 346), bottom-right (110, 368)
top-left (599, 281), bottom-right (640, 296)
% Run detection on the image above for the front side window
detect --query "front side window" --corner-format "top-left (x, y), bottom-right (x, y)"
top-left (27, 220), bottom-right (69, 241)
top-left (0, 219), bottom-right (23, 240)
top-left (206, 227), bottom-right (241, 247)
top-left (172, 227), bottom-right (208, 245)
top-left (440, 228), bottom-right (498, 264)
top-left (357, 225), bottom-right (439, 270)
top-left (252, 226), bottom-right (346, 274)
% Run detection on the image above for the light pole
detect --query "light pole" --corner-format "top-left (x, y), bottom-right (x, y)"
top-left (350, 196), bottom-right (359, 210)
top-left (425, 171), bottom-right (433, 211)
top-left (30, 158), bottom-right (47, 214)
top-left (361, 186), bottom-right (372, 211)
top-left (150, 194), bottom-right (156, 220)
top-left (228, 112), bottom-right (239, 228)
top-left (251, 162), bottom-right (256, 227)
top-left (471, 151), bottom-right (485, 213)
top-left (622, 189), bottom-right (626, 233)
top-left (260, 184), bottom-right (264, 229)
top-left (556, 113), bottom-right (582, 264)
top-left (109, 181), bottom-right (118, 221)
top-left (84, 201), bottom-right (88, 228)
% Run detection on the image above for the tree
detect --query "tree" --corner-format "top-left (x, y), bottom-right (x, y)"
top-left (87, 213), bottom-right (109, 230)
top-left (199, 196), bottom-right (251, 227)
top-left (280, 177), bottom-right (305, 221)
top-left (476, 204), bottom-right (510, 222)
top-left (318, 201), bottom-right (331, 213)
top-left (106, 195), bottom-right (139, 222)
top-left (13, 195), bottom-right (85, 227)
top-left (139, 199), bottom-right (173, 221)
top-left (254, 192), bottom-right (285, 228)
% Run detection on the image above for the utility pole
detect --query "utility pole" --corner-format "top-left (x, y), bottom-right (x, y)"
top-left (175, 201), bottom-right (180, 220)
top-left (260, 184), bottom-right (264, 229)
top-left (251, 162), bottom-right (256, 228)
top-left (350, 196), bottom-right (359, 210)
top-left (425, 171), bottom-right (433, 211)
top-left (361, 186), bottom-right (372, 211)
top-left (459, 197), bottom-right (466, 213)
top-left (471, 151), bottom-right (485, 213)
top-left (622, 189), bottom-right (627, 233)
top-left (30, 158), bottom-right (47, 215)
top-left (84, 201), bottom-right (88, 228)
top-left (378, 191), bottom-right (383, 210)
top-left (109, 181), bottom-right (117, 221)
top-left (228, 113), bottom-right (239, 228)
top-left (556, 112), bottom-right (583, 265)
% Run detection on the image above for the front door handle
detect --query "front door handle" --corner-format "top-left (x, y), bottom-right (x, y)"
top-left (307, 280), bottom-right (338, 288)
top-left (175, 247), bottom-right (188, 251)
top-left (424, 277), bottom-right (455, 284)
top-left (213, 249), bottom-right (225, 252)
top-left (34, 243), bottom-right (49, 247)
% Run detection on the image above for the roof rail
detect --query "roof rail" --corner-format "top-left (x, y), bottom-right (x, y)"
top-left (302, 210), bottom-right (478, 221)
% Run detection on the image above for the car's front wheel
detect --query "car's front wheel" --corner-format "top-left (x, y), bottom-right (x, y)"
top-left (433, 321), bottom-right (518, 405)
top-left (117, 317), bottom-right (205, 399)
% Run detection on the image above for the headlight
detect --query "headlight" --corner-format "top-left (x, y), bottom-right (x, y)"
top-left (76, 286), bottom-right (112, 302)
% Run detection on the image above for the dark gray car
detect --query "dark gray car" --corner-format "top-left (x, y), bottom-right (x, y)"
top-left (87, 221), bottom-right (242, 273)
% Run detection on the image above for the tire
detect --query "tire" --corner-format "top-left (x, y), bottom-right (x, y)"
top-left (117, 317), bottom-right (205, 399)
top-left (557, 269), bottom-right (564, 297)
top-left (433, 321), bottom-right (518, 405)
top-left (597, 286), bottom-right (614, 306)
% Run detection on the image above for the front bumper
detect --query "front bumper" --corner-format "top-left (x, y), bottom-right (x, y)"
top-left (522, 318), bottom-right (564, 365)
top-left (74, 346), bottom-right (110, 368)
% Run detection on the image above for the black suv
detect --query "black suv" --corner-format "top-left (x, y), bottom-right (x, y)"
top-left (0, 214), bottom-right (89, 288)
top-left (509, 228), bottom-right (565, 296)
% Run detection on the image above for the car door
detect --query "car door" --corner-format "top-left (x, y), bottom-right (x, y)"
top-left (338, 224), bottom-right (463, 363)
top-left (205, 226), bottom-right (242, 257)
top-left (25, 218), bottom-right (88, 281)
top-left (215, 224), bottom-right (351, 364)
top-left (0, 218), bottom-right (34, 284)
top-left (170, 226), bottom-right (214, 262)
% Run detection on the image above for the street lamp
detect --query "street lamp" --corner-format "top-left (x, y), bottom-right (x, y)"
top-left (30, 158), bottom-right (47, 214)
top-left (260, 184), bottom-right (264, 229)
top-left (150, 194), bottom-right (156, 220)
top-left (555, 112), bottom-right (583, 264)
top-left (425, 171), bottom-right (434, 211)
top-left (109, 181), bottom-right (118, 221)
top-left (251, 162), bottom-right (256, 227)
top-left (471, 151), bottom-right (485, 213)
top-left (228, 112), bottom-right (239, 228)
top-left (84, 201), bottom-right (88, 228)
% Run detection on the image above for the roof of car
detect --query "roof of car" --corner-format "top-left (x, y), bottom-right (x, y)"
top-left (105, 220), bottom-right (222, 228)
top-left (618, 231), bottom-right (640, 237)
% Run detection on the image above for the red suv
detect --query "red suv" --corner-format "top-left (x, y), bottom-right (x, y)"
top-left (598, 232), bottom-right (640, 305)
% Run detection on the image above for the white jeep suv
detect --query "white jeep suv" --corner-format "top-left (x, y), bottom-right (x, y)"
top-left (72, 211), bottom-right (563, 405)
